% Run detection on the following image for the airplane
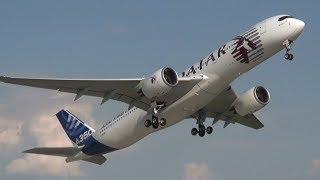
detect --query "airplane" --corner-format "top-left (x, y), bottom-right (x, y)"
top-left (0, 15), bottom-right (305, 165)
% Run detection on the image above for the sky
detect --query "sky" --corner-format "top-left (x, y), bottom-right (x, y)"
top-left (0, 1), bottom-right (319, 180)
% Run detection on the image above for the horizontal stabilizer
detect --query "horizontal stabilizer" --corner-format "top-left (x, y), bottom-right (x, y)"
top-left (83, 155), bottom-right (107, 165)
top-left (24, 147), bottom-right (107, 165)
top-left (23, 147), bottom-right (80, 157)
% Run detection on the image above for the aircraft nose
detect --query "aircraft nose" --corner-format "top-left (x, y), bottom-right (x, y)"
top-left (294, 19), bottom-right (305, 32)
top-left (289, 18), bottom-right (305, 40)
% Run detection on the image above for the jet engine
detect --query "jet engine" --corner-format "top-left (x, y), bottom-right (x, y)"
top-left (140, 67), bottom-right (178, 100)
top-left (233, 86), bottom-right (270, 116)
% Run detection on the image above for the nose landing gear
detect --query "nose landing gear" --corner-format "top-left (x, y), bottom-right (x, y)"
top-left (284, 53), bottom-right (293, 60)
top-left (283, 39), bottom-right (294, 60)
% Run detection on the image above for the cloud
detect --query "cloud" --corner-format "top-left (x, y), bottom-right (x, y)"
top-left (26, 103), bottom-right (95, 147)
top-left (183, 162), bottom-right (214, 180)
top-left (0, 117), bottom-right (23, 147)
top-left (5, 154), bottom-right (84, 176)
top-left (5, 101), bottom-right (95, 177)
top-left (309, 159), bottom-right (320, 174)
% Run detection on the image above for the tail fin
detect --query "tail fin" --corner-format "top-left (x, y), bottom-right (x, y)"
top-left (56, 109), bottom-right (95, 147)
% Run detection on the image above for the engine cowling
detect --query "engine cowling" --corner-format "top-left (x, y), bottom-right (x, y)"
top-left (233, 86), bottom-right (270, 116)
top-left (140, 67), bottom-right (178, 100)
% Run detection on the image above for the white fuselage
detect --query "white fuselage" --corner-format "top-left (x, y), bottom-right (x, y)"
top-left (93, 15), bottom-right (305, 151)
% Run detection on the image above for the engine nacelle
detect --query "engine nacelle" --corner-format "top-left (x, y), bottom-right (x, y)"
top-left (233, 86), bottom-right (270, 116)
top-left (140, 67), bottom-right (178, 100)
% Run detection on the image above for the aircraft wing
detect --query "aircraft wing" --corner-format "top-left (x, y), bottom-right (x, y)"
top-left (204, 87), bottom-right (264, 129)
top-left (0, 76), bottom-right (202, 111)
top-left (215, 111), bottom-right (264, 129)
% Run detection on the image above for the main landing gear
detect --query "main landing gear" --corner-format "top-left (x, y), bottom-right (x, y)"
top-left (191, 124), bottom-right (213, 137)
top-left (153, 101), bottom-right (166, 114)
top-left (144, 116), bottom-right (166, 129)
top-left (145, 101), bottom-right (167, 129)
top-left (190, 109), bottom-right (214, 137)
top-left (283, 39), bottom-right (294, 60)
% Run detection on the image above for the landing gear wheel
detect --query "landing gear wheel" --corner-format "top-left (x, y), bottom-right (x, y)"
top-left (152, 116), bottom-right (159, 129)
top-left (206, 126), bottom-right (213, 134)
top-left (198, 125), bottom-right (206, 137)
top-left (159, 118), bottom-right (166, 126)
top-left (284, 53), bottom-right (290, 60)
top-left (283, 40), bottom-right (294, 61)
top-left (289, 54), bottom-right (294, 60)
top-left (199, 125), bottom-right (205, 132)
top-left (285, 53), bottom-right (294, 60)
top-left (144, 119), bottom-right (151, 127)
top-left (191, 128), bottom-right (198, 136)
top-left (198, 130), bottom-right (205, 137)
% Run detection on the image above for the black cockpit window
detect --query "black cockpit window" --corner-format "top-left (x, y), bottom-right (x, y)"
top-left (278, 16), bottom-right (294, 21)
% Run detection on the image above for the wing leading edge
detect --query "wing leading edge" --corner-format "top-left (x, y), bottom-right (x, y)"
top-left (0, 75), bottom-right (202, 111)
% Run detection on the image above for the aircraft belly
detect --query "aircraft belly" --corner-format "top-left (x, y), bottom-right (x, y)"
top-left (99, 109), bottom-right (148, 149)
top-left (98, 78), bottom-right (228, 151)
top-left (159, 81), bottom-right (225, 126)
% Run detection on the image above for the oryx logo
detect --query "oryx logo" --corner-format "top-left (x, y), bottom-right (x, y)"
top-left (231, 36), bottom-right (257, 63)
top-left (231, 27), bottom-right (264, 63)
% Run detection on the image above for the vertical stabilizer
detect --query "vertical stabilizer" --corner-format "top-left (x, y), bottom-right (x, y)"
top-left (56, 109), bottom-right (95, 147)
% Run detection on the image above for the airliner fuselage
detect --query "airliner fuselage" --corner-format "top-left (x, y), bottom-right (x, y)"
top-left (0, 15), bottom-right (305, 164)
top-left (89, 15), bottom-right (305, 154)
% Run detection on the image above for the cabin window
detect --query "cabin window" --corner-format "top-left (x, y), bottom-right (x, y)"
top-left (278, 16), bottom-right (293, 21)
